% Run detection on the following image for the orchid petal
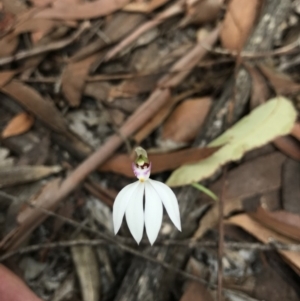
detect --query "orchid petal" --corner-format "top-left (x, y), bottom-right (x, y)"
top-left (144, 181), bottom-right (163, 245)
top-left (149, 179), bottom-right (181, 231)
top-left (113, 181), bottom-right (139, 234)
top-left (125, 182), bottom-right (145, 244)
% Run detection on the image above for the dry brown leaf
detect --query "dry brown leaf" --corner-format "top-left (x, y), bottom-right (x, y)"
top-left (0, 33), bottom-right (19, 57)
top-left (245, 64), bottom-right (270, 109)
top-left (2, 0), bottom-right (28, 14)
top-left (193, 152), bottom-right (286, 239)
top-left (2, 112), bottom-right (34, 139)
top-left (1, 80), bottom-right (92, 157)
top-left (34, 0), bottom-right (130, 20)
top-left (123, 0), bottom-right (171, 12)
top-left (13, 19), bottom-right (62, 36)
top-left (0, 10), bottom-right (15, 36)
top-left (84, 82), bottom-right (110, 102)
top-left (0, 264), bottom-right (43, 301)
top-left (291, 121), bottom-right (300, 141)
top-left (282, 158), bottom-right (300, 214)
top-left (108, 74), bottom-right (159, 100)
top-left (273, 136), bottom-right (300, 161)
top-left (220, 0), bottom-right (260, 51)
top-left (1, 80), bottom-right (70, 133)
top-left (100, 147), bottom-right (220, 177)
top-left (259, 65), bottom-right (300, 95)
top-left (250, 207), bottom-right (300, 241)
top-left (180, 0), bottom-right (222, 27)
top-left (71, 233), bottom-right (100, 301)
top-left (0, 165), bottom-right (62, 189)
top-left (0, 70), bottom-right (17, 87)
top-left (205, 151), bottom-right (285, 203)
top-left (62, 54), bottom-right (99, 107)
top-left (134, 85), bottom-right (205, 143)
top-left (161, 97), bottom-right (212, 145)
top-left (180, 281), bottom-right (214, 301)
top-left (228, 214), bottom-right (300, 274)
top-left (12, 19), bottom-right (68, 43)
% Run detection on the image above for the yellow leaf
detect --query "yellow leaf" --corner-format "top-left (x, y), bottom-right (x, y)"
top-left (167, 96), bottom-right (297, 187)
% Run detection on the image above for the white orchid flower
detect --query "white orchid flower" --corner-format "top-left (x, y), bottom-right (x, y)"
top-left (113, 147), bottom-right (181, 245)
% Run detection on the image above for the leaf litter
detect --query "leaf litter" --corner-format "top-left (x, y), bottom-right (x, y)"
top-left (0, 1), bottom-right (300, 301)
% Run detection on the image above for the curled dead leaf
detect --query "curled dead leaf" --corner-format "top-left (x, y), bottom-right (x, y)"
top-left (2, 112), bottom-right (34, 139)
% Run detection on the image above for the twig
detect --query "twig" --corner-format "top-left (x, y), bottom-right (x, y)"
top-left (0, 22), bottom-right (90, 66)
top-left (2, 238), bottom-right (300, 262)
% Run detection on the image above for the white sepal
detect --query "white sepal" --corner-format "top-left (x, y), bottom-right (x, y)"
top-left (125, 182), bottom-right (145, 244)
top-left (149, 179), bottom-right (181, 231)
top-left (144, 181), bottom-right (163, 245)
top-left (113, 181), bottom-right (139, 234)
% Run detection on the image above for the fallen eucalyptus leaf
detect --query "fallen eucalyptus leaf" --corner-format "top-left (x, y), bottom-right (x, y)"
top-left (71, 233), bottom-right (100, 301)
top-left (2, 112), bottom-right (34, 138)
top-left (0, 165), bottom-right (62, 188)
top-left (167, 96), bottom-right (297, 187)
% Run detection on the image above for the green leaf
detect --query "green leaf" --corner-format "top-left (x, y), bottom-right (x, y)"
top-left (166, 96), bottom-right (297, 187)
top-left (191, 182), bottom-right (218, 201)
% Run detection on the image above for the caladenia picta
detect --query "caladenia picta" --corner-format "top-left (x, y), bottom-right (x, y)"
top-left (113, 147), bottom-right (181, 245)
